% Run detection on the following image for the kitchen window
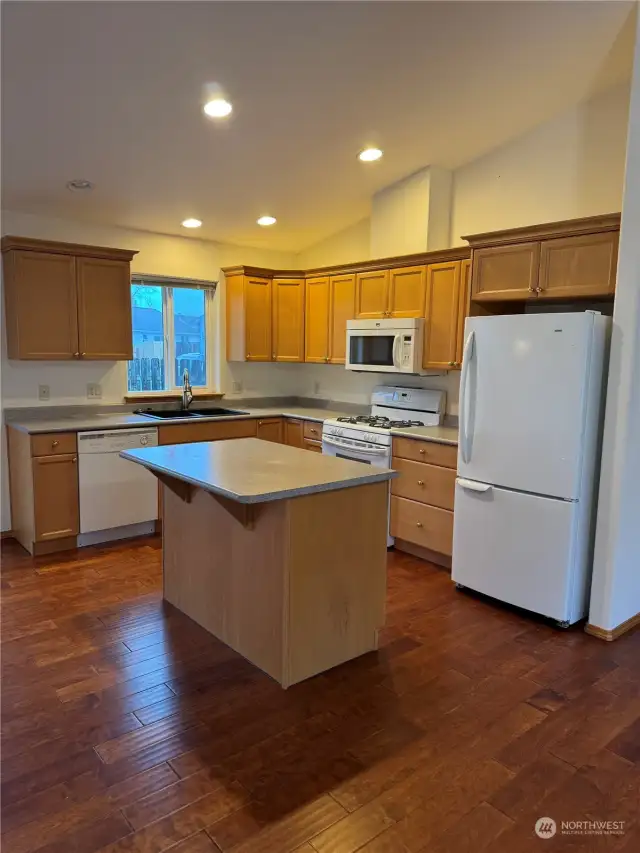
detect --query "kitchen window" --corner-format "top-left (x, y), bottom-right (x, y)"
top-left (127, 274), bottom-right (216, 394)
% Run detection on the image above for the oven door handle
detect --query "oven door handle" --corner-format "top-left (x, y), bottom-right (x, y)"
top-left (321, 435), bottom-right (389, 456)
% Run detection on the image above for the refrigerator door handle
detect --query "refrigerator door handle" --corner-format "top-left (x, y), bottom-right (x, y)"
top-left (457, 477), bottom-right (492, 493)
top-left (459, 330), bottom-right (476, 463)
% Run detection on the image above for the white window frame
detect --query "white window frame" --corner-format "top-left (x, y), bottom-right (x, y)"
top-left (128, 273), bottom-right (217, 397)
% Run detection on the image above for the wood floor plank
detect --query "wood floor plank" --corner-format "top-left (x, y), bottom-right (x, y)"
top-left (2, 537), bottom-right (638, 853)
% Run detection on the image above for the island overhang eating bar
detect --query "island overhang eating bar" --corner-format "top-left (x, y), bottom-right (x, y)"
top-left (121, 438), bottom-right (396, 688)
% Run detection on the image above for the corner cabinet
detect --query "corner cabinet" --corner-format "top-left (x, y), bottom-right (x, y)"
top-left (1, 237), bottom-right (137, 361)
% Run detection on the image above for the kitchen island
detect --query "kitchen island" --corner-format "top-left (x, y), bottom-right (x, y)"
top-left (121, 438), bottom-right (395, 688)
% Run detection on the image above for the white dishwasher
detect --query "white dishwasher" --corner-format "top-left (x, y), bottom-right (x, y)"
top-left (78, 428), bottom-right (159, 546)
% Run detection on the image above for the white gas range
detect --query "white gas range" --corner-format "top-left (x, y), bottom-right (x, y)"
top-left (322, 386), bottom-right (446, 545)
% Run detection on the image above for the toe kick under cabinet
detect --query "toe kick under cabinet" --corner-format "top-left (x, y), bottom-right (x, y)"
top-left (390, 436), bottom-right (457, 568)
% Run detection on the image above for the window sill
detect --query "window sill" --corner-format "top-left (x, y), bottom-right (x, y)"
top-left (124, 391), bottom-right (224, 404)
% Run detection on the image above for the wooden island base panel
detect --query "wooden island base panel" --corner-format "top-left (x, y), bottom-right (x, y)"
top-left (123, 438), bottom-right (394, 688)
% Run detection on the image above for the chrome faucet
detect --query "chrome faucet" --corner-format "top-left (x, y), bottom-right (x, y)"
top-left (181, 368), bottom-right (193, 410)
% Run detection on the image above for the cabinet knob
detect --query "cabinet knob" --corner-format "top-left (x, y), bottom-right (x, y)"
top-left (417, 480), bottom-right (424, 486)
top-left (74, 352), bottom-right (80, 357)
top-left (536, 287), bottom-right (542, 294)
top-left (448, 361), bottom-right (455, 366)
top-left (416, 521), bottom-right (423, 528)
top-left (310, 427), bottom-right (317, 434)
top-left (81, 352), bottom-right (86, 357)
top-left (325, 357), bottom-right (329, 362)
top-left (72, 457), bottom-right (77, 463)
top-left (52, 440), bottom-right (59, 448)
top-left (258, 421), bottom-right (264, 426)
top-left (528, 286), bottom-right (535, 293)
top-left (419, 448), bottom-right (425, 455)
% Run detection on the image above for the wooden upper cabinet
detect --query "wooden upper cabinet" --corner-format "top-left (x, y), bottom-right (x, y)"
top-left (304, 276), bottom-right (330, 363)
top-left (33, 453), bottom-right (79, 542)
top-left (328, 273), bottom-right (355, 364)
top-left (272, 278), bottom-right (305, 362)
top-left (538, 232), bottom-right (619, 299)
top-left (3, 250), bottom-right (79, 359)
top-left (388, 266), bottom-right (426, 318)
top-left (471, 242), bottom-right (540, 301)
top-left (423, 261), bottom-right (462, 370)
top-left (456, 259), bottom-right (471, 368)
top-left (355, 270), bottom-right (389, 319)
top-left (1, 237), bottom-right (137, 361)
top-left (77, 257), bottom-right (132, 359)
top-left (245, 276), bottom-right (272, 361)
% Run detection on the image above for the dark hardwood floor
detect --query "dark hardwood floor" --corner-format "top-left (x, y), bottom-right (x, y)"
top-left (1, 536), bottom-right (638, 853)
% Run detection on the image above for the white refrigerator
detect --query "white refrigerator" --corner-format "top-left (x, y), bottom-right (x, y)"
top-left (452, 311), bottom-right (610, 626)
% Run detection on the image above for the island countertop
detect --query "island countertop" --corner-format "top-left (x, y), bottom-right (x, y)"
top-left (122, 437), bottom-right (396, 504)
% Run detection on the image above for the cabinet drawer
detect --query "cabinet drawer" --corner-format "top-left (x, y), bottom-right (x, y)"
top-left (303, 439), bottom-right (322, 453)
top-left (31, 432), bottom-right (77, 457)
top-left (303, 421), bottom-right (322, 442)
top-left (158, 419), bottom-right (257, 445)
top-left (392, 437), bottom-right (457, 468)
top-left (390, 496), bottom-right (453, 556)
top-left (391, 457), bottom-right (455, 510)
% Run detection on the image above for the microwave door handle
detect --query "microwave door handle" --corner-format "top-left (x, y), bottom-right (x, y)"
top-left (392, 334), bottom-right (402, 369)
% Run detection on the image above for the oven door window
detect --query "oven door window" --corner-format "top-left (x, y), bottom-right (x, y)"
top-left (349, 335), bottom-right (394, 367)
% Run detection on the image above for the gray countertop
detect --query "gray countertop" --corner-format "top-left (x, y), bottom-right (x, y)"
top-left (6, 405), bottom-right (458, 445)
top-left (122, 438), bottom-right (396, 504)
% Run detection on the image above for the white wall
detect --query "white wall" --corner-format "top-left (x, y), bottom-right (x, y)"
top-left (590, 11), bottom-right (640, 633)
top-left (451, 83), bottom-right (631, 243)
top-left (296, 218), bottom-right (371, 269)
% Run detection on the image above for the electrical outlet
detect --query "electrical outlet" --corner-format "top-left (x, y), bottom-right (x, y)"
top-left (232, 380), bottom-right (242, 394)
top-left (87, 383), bottom-right (102, 399)
top-left (38, 384), bottom-right (50, 401)
top-left (313, 381), bottom-right (321, 395)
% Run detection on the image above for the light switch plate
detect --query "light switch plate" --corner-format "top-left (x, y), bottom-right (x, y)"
top-left (87, 383), bottom-right (102, 399)
top-left (313, 381), bottom-right (321, 395)
top-left (38, 384), bottom-right (50, 401)
top-left (232, 381), bottom-right (242, 394)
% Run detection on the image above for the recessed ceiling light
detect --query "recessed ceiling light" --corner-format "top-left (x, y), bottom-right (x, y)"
top-left (358, 147), bottom-right (383, 162)
top-left (181, 218), bottom-right (202, 228)
top-left (203, 98), bottom-right (232, 118)
top-left (66, 179), bottom-right (94, 192)
top-left (257, 215), bottom-right (277, 227)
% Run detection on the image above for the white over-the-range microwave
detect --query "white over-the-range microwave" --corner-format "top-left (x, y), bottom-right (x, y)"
top-left (346, 318), bottom-right (435, 375)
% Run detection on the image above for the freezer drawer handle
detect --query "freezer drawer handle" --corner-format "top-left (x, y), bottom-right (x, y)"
top-left (457, 478), bottom-right (492, 493)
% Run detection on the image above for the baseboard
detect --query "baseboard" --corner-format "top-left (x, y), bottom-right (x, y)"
top-left (33, 536), bottom-right (78, 556)
top-left (77, 521), bottom-right (156, 548)
top-left (393, 538), bottom-right (452, 570)
top-left (585, 611), bottom-right (640, 642)
top-left (1, 530), bottom-right (15, 540)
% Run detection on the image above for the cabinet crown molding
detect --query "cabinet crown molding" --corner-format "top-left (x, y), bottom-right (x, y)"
top-left (1, 235), bottom-right (138, 262)
top-left (463, 213), bottom-right (621, 249)
top-left (222, 245), bottom-right (470, 280)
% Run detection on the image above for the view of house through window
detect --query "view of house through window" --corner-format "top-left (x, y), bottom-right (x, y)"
top-left (128, 279), bottom-right (211, 393)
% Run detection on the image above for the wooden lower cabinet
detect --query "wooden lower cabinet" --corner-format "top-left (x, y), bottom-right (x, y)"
top-left (33, 454), bottom-right (80, 542)
top-left (284, 419), bottom-right (305, 449)
top-left (158, 419), bottom-right (257, 445)
top-left (304, 440), bottom-right (322, 453)
top-left (391, 437), bottom-right (456, 565)
top-left (302, 421), bottom-right (322, 443)
top-left (256, 418), bottom-right (284, 443)
top-left (391, 496), bottom-right (454, 558)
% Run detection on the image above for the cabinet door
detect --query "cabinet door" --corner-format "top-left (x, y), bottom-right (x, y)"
top-left (284, 419), bottom-right (304, 448)
top-left (273, 278), bottom-right (305, 362)
top-left (538, 232), bottom-right (618, 299)
top-left (328, 273), bottom-right (356, 364)
top-left (355, 270), bottom-right (389, 319)
top-left (245, 276), bottom-right (272, 361)
top-left (304, 276), bottom-right (330, 363)
top-left (256, 418), bottom-right (284, 443)
top-left (77, 257), bottom-right (133, 359)
top-left (4, 250), bottom-right (79, 359)
top-left (33, 454), bottom-right (79, 541)
top-left (388, 266), bottom-right (426, 318)
top-left (455, 258), bottom-right (471, 369)
top-left (471, 242), bottom-right (540, 301)
top-left (423, 261), bottom-right (461, 370)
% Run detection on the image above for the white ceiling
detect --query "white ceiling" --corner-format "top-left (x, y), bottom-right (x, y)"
top-left (1, 1), bottom-right (635, 252)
